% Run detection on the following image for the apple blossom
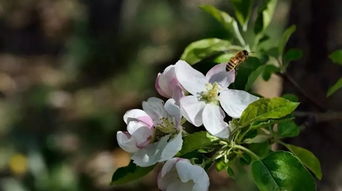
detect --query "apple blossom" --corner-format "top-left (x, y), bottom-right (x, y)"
top-left (175, 60), bottom-right (258, 138)
top-left (155, 64), bottom-right (184, 104)
top-left (116, 97), bottom-right (183, 167)
top-left (158, 158), bottom-right (210, 191)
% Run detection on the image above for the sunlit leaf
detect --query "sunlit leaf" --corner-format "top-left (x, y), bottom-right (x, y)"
top-left (254, 0), bottom-right (278, 34)
top-left (251, 151), bottom-right (316, 191)
top-left (327, 78), bottom-right (342, 97)
top-left (284, 144), bottom-right (322, 180)
top-left (181, 38), bottom-right (231, 64)
top-left (239, 97), bottom-right (299, 127)
top-left (329, 49), bottom-right (342, 65)
top-left (111, 161), bottom-right (155, 185)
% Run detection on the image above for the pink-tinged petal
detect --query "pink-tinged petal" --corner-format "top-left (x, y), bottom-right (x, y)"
top-left (142, 97), bottom-right (167, 122)
top-left (130, 124), bottom-right (154, 148)
top-left (206, 63), bottom-right (235, 88)
top-left (155, 73), bottom-right (169, 98)
top-left (123, 109), bottom-right (153, 127)
top-left (180, 96), bottom-right (205, 127)
top-left (219, 89), bottom-right (259, 118)
top-left (202, 104), bottom-right (229, 138)
top-left (175, 60), bottom-right (207, 95)
top-left (116, 131), bottom-right (139, 153)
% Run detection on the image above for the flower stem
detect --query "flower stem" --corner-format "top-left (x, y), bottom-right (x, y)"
top-left (233, 145), bottom-right (260, 160)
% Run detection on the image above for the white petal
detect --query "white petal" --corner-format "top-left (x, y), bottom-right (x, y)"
top-left (142, 97), bottom-right (168, 121)
top-left (176, 160), bottom-right (209, 191)
top-left (132, 133), bottom-right (182, 167)
top-left (160, 132), bottom-right (183, 161)
top-left (129, 123), bottom-right (153, 148)
top-left (202, 104), bottom-right (229, 138)
top-left (164, 99), bottom-right (181, 125)
top-left (219, 89), bottom-right (259, 118)
top-left (206, 63), bottom-right (235, 88)
top-left (175, 60), bottom-right (207, 95)
top-left (180, 96), bottom-right (205, 127)
top-left (123, 109), bottom-right (153, 127)
top-left (160, 158), bottom-right (179, 177)
top-left (116, 131), bottom-right (139, 153)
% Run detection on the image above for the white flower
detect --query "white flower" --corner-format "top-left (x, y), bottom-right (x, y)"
top-left (155, 65), bottom-right (184, 104)
top-left (175, 60), bottom-right (258, 138)
top-left (158, 158), bottom-right (210, 191)
top-left (116, 97), bottom-right (183, 167)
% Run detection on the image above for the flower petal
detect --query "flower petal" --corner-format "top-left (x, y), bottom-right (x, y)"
top-left (123, 109), bottom-right (153, 128)
top-left (175, 60), bottom-right (207, 95)
top-left (116, 131), bottom-right (139, 153)
top-left (129, 123), bottom-right (154, 148)
top-left (142, 97), bottom-right (168, 122)
top-left (219, 89), bottom-right (259, 118)
top-left (180, 96), bottom-right (205, 127)
top-left (164, 98), bottom-right (181, 126)
top-left (132, 133), bottom-right (182, 167)
top-left (202, 104), bottom-right (229, 138)
top-left (176, 160), bottom-right (209, 191)
top-left (206, 63), bottom-right (235, 88)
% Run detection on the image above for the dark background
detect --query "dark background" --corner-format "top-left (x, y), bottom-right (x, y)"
top-left (0, 0), bottom-right (341, 190)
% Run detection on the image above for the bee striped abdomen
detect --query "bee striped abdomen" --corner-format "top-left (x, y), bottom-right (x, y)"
top-left (225, 50), bottom-right (249, 72)
top-left (226, 60), bottom-right (236, 71)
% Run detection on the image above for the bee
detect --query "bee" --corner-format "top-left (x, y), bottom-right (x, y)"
top-left (225, 50), bottom-right (249, 71)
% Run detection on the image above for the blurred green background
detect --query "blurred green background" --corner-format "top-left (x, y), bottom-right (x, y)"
top-left (0, 0), bottom-right (341, 190)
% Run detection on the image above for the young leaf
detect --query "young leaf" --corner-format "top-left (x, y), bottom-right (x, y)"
top-left (111, 161), bottom-right (155, 185)
top-left (245, 64), bottom-right (267, 91)
top-left (283, 144), bottom-right (322, 180)
top-left (181, 38), bottom-right (231, 64)
top-left (251, 151), bottom-right (316, 191)
top-left (201, 5), bottom-right (245, 46)
top-left (329, 49), bottom-right (342, 65)
top-left (244, 135), bottom-right (271, 144)
top-left (178, 131), bottom-right (218, 156)
top-left (249, 142), bottom-right (270, 158)
top-left (284, 48), bottom-right (303, 63)
top-left (278, 120), bottom-right (300, 138)
top-left (254, 0), bottom-right (278, 34)
top-left (201, 5), bottom-right (238, 34)
top-left (327, 77), bottom-right (342, 97)
top-left (262, 65), bottom-right (280, 81)
top-left (239, 97), bottom-right (299, 126)
top-left (230, 0), bottom-right (253, 30)
top-left (279, 25), bottom-right (296, 56)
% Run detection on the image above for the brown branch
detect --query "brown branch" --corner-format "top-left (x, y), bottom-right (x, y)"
top-left (294, 111), bottom-right (342, 123)
top-left (277, 72), bottom-right (326, 111)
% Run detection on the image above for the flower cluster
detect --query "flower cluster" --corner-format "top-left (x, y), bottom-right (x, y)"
top-left (116, 60), bottom-right (258, 190)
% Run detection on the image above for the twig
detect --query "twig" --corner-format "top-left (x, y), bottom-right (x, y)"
top-left (294, 111), bottom-right (342, 122)
top-left (277, 72), bottom-right (326, 111)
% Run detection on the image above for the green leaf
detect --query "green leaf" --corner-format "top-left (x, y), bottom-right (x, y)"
top-left (250, 117), bottom-right (293, 130)
top-left (278, 120), bottom-right (300, 138)
top-left (282, 93), bottom-right (299, 102)
top-left (215, 159), bottom-right (228, 171)
top-left (329, 49), bottom-right (342, 65)
top-left (251, 151), bottom-right (316, 191)
top-left (178, 131), bottom-right (218, 156)
top-left (262, 65), bottom-right (280, 81)
top-left (254, 0), bottom-right (278, 34)
top-left (279, 25), bottom-right (296, 56)
top-left (233, 57), bottom-right (263, 90)
top-left (245, 64), bottom-right (267, 91)
top-left (284, 48), bottom-right (303, 63)
top-left (201, 5), bottom-right (245, 45)
top-left (327, 77), bottom-right (342, 97)
top-left (244, 135), bottom-right (271, 144)
top-left (230, 0), bottom-right (253, 30)
top-left (284, 144), bottom-right (322, 180)
top-left (239, 97), bottom-right (300, 126)
top-left (201, 5), bottom-right (237, 33)
top-left (181, 38), bottom-right (231, 65)
top-left (249, 142), bottom-right (270, 158)
top-left (111, 161), bottom-right (155, 185)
